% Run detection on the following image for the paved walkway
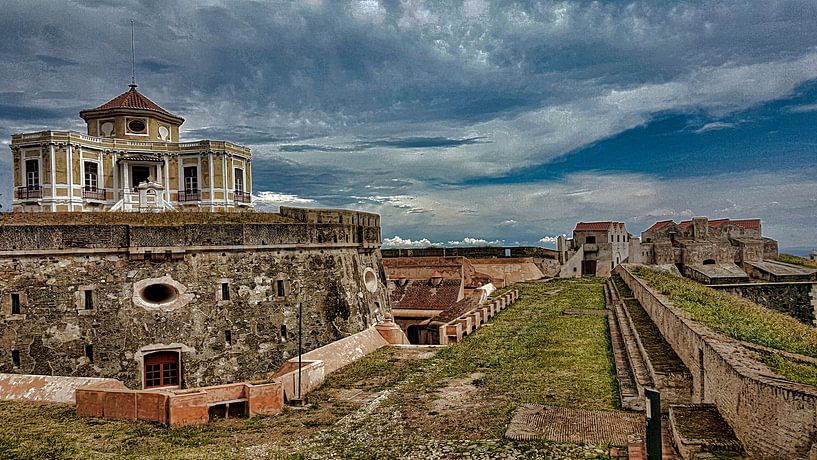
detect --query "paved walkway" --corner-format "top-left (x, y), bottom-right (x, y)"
top-left (506, 404), bottom-right (645, 446)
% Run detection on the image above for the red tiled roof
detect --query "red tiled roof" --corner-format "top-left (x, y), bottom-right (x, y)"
top-left (677, 218), bottom-right (760, 231)
top-left (390, 278), bottom-right (462, 310)
top-left (434, 296), bottom-right (481, 323)
top-left (730, 219), bottom-right (761, 229)
top-left (80, 85), bottom-right (182, 121)
top-left (644, 220), bottom-right (674, 233)
top-left (574, 221), bottom-right (614, 231)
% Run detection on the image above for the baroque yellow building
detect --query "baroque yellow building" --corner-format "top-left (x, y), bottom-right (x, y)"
top-left (10, 84), bottom-right (253, 212)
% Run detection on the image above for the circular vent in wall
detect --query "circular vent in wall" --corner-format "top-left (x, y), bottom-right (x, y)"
top-left (363, 267), bottom-right (378, 293)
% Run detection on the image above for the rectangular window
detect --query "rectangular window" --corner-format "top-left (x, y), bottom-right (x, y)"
top-left (163, 362), bottom-right (179, 385)
top-left (585, 236), bottom-right (596, 244)
top-left (25, 160), bottom-right (39, 189)
top-left (183, 166), bottom-right (198, 192)
top-left (145, 364), bottom-right (161, 387)
top-left (85, 344), bottom-right (94, 362)
top-left (225, 330), bottom-right (232, 345)
top-left (10, 293), bottom-right (20, 315)
top-left (234, 168), bottom-right (244, 192)
top-left (83, 290), bottom-right (93, 310)
top-left (221, 283), bottom-right (230, 301)
top-left (84, 162), bottom-right (98, 190)
top-left (11, 350), bottom-right (20, 367)
top-left (276, 280), bottom-right (285, 297)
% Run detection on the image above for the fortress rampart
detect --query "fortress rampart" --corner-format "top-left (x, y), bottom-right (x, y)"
top-left (0, 208), bottom-right (390, 390)
top-left (616, 264), bottom-right (817, 459)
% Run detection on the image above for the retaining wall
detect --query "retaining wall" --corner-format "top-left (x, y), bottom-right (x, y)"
top-left (616, 265), bottom-right (817, 459)
top-left (709, 282), bottom-right (817, 326)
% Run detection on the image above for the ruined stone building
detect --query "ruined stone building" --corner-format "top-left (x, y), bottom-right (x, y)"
top-left (558, 221), bottom-right (632, 277)
top-left (638, 217), bottom-right (783, 283)
top-left (10, 84), bottom-right (252, 212)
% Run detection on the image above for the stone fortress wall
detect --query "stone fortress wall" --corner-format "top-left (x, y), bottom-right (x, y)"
top-left (0, 207), bottom-right (390, 389)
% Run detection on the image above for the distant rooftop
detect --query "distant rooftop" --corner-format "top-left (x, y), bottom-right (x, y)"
top-left (574, 221), bottom-right (625, 232)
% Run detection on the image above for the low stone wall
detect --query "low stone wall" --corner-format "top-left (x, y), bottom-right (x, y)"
top-left (709, 282), bottom-right (817, 326)
top-left (616, 265), bottom-right (817, 459)
top-left (439, 290), bottom-right (518, 345)
top-left (468, 259), bottom-right (545, 286)
top-left (72, 323), bottom-right (406, 426)
top-left (76, 380), bottom-right (283, 426)
top-left (0, 374), bottom-right (125, 404)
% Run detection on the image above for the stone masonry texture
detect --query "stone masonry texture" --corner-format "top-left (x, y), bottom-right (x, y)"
top-left (0, 208), bottom-right (390, 389)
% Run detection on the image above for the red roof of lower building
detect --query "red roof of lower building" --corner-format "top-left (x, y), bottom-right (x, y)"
top-left (644, 220), bottom-right (674, 233)
top-left (575, 221), bottom-right (618, 231)
top-left (676, 218), bottom-right (761, 231)
top-left (389, 278), bottom-right (462, 310)
top-left (730, 219), bottom-right (761, 229)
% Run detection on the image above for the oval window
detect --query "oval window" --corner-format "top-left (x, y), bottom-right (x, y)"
top-left (140, 283), bottom-right (179, 305)
top-left (128, 119), bottom-right (146, 133)
top-left (363, 268), bottom-right (378, 293)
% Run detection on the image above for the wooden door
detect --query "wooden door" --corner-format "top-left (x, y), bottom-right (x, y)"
top-left (581, 260), bottom-right (597, 277)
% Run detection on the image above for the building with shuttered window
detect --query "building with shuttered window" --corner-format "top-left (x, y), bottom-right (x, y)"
top-left (9, 84), bottom-right (253, 212)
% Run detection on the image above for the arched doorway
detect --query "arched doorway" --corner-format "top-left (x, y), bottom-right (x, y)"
top-left (144, 351), bottom-right (180, 388)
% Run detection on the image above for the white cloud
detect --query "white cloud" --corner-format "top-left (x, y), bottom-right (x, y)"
top-left (695, 122), bottom-right (735, 133)
top-left (350, 194), bottom-right (431, 214)
top-left (539, 236), bottom-right (558, 244)
top-left (446, 237), bottom-right (504, 246)
top-left (253, 191), bottom-right (315, 204)
top-left (786, 103), bottom-right (817, 113)
top-left (382, 236), bottom-right (433, 248)
top-left (398, 0), bottom-right (437, 29)
top-left (350, 0), bottom-right (388, 24)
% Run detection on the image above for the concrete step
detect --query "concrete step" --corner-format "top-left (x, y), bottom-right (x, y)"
top-left (668, 404), bottom-right (746, 459)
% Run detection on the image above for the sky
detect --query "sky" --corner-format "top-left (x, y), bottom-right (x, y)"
top-left (0, 0), bottom-right (816, 252)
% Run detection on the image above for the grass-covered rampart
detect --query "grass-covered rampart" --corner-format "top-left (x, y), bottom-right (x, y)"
top-left (630, 266), bottom-right (817, 386)
top-left (776, 253), bottom-right (817, 269)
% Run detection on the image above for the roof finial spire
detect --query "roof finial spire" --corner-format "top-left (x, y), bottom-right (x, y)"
top-left (129, 19), bottom-right (137, 91)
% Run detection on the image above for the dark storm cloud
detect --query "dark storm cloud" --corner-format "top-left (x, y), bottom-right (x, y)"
top-left (0, 104), bottom-right (68, 121)
top-left (0, 1), bottom-right (815, 246)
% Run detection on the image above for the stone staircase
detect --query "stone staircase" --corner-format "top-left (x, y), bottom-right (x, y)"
top-left (605, 279), bottom-right (644, 410)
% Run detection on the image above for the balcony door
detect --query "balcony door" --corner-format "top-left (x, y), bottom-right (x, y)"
top-left (131, 166), bottom-right (152, 189)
